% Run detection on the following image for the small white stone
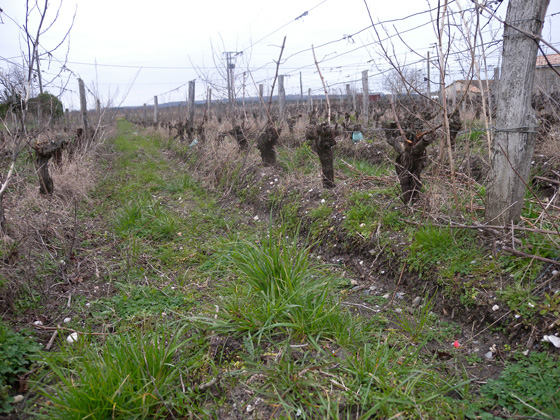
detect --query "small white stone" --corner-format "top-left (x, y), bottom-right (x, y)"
top-left (515, 314), bottom-right (520, 319)
top-left (395, 308), bottom-right (403, 313)
top-left (85, 303), bottom-right (90, 307)
top-left (528, 302), bottom-right (535, 308)
top-left (492, 305), bottom-right (499, 311)
top-left (33, 320), bottom-right (43, 326)
top-left (63, 317), bottom-right (72, 324)
top-left (321, 199), bottom-right (325, 203)
top-left (67, 332), bottom-right (78, 344)
top-left (13, 395), bottom-right (24, 403)
top-left (253, 215), bottom-right (259, 221)
top-left (484, 351), bottom-right (494, 360)
top-left (543, 335), bottom-right (560, 348)
top-left (522, 350), bottom-right (530, 356)
top-left (552, 270), bottom-right (559, 276)
top-left (246, 404), bottom-right (254, 413)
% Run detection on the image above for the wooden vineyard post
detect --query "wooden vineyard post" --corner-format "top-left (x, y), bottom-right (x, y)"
top-left (278, 75), bottom-right (286, 121)
top-left (143, 104), bottom-right (147, 123)
top-left (362, 70), bottom-right (369, 125)
top-left (259, 84), bottom-right (264, 118)
top-left (153, 96), bottom-right (158, 124)
top-left (78, 78), bottom-right (88, 143)
top-left (188, 80), bottom-right (195, 123)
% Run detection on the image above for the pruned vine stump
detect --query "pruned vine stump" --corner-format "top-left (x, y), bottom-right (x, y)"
top-left (306, 122), bottom-right (337, 189)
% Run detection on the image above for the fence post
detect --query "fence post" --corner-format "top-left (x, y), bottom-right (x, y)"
top-left (153, 96), bottom-right (158, 124)
top-left (279, 75), bottom-right (286, 121)
top-left (78, 78), bottom-right (88, 138)
top-left (361, 70), bottom-right (369, 125)
top-left (259, 84), bottom-right (264, 117)
top-left (188, 80), bottom-right (195, 123)
top-left (307, 88), bottom-right (312, 113)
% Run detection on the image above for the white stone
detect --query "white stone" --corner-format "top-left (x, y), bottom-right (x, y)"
top-left (67, 332), bottom-right (78, 344)
top-left (13, 395), bottom-right (24, 403)
top-left (63, 317), bottom-right (72, 324)
top-left (33, 320), bottom-right (43, 326)
top-left (542, 335), bottom-right (560, 348)
top-left (492, 305), bottom-right (499, 311)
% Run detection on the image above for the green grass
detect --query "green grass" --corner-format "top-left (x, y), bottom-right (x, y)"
top-left (38, 325), bottom-right (213, 419)
top-left (195, 232), bottom-right (358, 342)
top-left (406, 225), bottom-right (485, 279)
top-left (277, 142), bottom-right (318, 175)
top-left (336, 157), bottom-right (393, 178)
top-left (90, 284), bottom-right (197, 320)
top-left (343, 190), bottom-right (380, 241)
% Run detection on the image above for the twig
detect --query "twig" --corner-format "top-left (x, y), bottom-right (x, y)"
top-left (267, 36), bottom-right (287, 119)
top-left (311, 44), bottom-right (331, 123)
top-left (45, 326), bottom-right (59, 350)
top-left (502, 247), bottom-right (560, 267)
top-left (33, 324), bottom-right (111, 336)
top-left (197, 375), bottom-right (219, 392)
top-left (341, 302), bottom-right (378, 312)
top-left (497, 143), bottom-right (560, 238)
top-left (405, 220), bottom-right (560, 237)
top-left (510, 393), bottom-right (558, 420)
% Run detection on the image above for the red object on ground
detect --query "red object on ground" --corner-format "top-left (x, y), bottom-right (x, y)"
top-left (453, 340), bottom-right (460, 348)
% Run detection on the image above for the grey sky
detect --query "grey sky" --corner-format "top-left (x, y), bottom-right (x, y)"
top-left (1, 0), bottom-right (559, 110)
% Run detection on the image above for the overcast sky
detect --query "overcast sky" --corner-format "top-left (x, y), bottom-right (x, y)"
top-left (1, 0), bottom-right (559, 110)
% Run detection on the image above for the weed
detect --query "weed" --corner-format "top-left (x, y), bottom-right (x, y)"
top-left (0, 323), bottom-right (40, 413)
top-left (393, 293), bottom-right (437, 343)
top-left (476, 352), bottom-right (560, 418)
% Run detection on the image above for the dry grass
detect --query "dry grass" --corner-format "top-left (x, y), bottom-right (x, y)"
top-left (0, 129), bottom-right (107, 312)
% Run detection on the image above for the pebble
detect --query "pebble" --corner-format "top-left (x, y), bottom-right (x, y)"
top-left (492, 305), bottom-right (499, 311)
top-left (542, 335), bottom-right (560, 348)
top-left (412, 296), bottom-right (422, 307)
top-left (33, 320), bottom-right (43, 326)
top-left (67, 332), bottom-right (79, 344)
top-left (484, 351), bottom-right (494, 360)
top-left (63, 317), bottom-right (72, 324)
top-left (13, 395), bottom-right (24, 403)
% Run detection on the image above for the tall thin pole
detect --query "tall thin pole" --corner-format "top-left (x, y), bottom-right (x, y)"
top-left (362, 70), bottom-right (369, 125)
top-left (78, 78), bottom-right (88, 136)
top-left (427, 51), bottom-right (431, 99)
